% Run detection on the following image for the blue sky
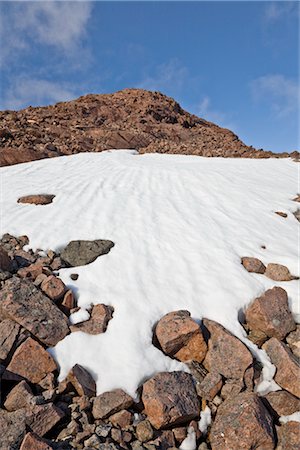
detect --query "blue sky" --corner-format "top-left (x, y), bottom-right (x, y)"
top-left (0, 1), bottom-right (299, 152)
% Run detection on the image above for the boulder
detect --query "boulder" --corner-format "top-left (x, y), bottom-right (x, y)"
top-left (276, 422), bottom-right (300, 450)
top-left (286, 325), bottom-right (300, 358)
top-left (17, 194), bottom-right (55, 205)
top-left (241, 257), bottom-right (266, 274)
top-left (71, 304), bottom-right (113, 334)
top-left (203, 319), bottom-right (253, 381)
top-left (210, 392), bottom-right (275, 450)
top-left (0, 318), bottom-right (20, 361)
top-left (40, 275), bottom-right (66, 301)
top-left (265, 263), bottom-right (297, 281)
top-left (0, 246), bottom-right (13, 272)
top-left (141, 371), bottom-right (200, 429)
top-left (4, 380), bottom-right (34, 411)
top-left (263, 338), bottom-right (300, 398)
top-left (26, 403), bottom-right (65, 436)
top-left (264, 391), bottom-right (300, 417)
top-left (6, 337), bottom-right (57, 383)
top-left (0, 277), bottom-right (69, 346)
top-left (61, 239), bottom-right (114, 267)
top-left (92, 389), bottom-right (133, 420)
top-left (155, 310), bottom-right (207, 362)
top-left (245, 287), bottom-right (296, 341)
top-left (0, 408), bottom-right (27, 450)
top-left (20, 432), bottom-right (54, 450)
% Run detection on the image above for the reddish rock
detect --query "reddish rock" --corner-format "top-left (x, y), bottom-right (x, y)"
top-left (276, 421), bottom-right (300, 450)
top-left (172, 426), bottom-right (187, 444)
top-left (275, 211), bottom-right (288, 218)
top-left (241, 257), bottom-right (266, 274)
top-left (286, 325), bottom-right (300, 358)
top-left (20, 432), bottom-right (54, 450)
top-left (155, 310), bottom-right (207, 363)
top-left (245, 287), bottom-right (296, 341)
top-left (60, 290), bottom-right (76, 315)
top-left (0, 277), bottom-right (69, 346)
top-left (40, 275), bottom-right (66, 301)
top-left (0, 318), bottom-right (20, 361)
top-left (196, 372), bottom-right (223, 401)
top-left (17, 194), bottom-right (55, 205)
top-left (263, 338), bottom-right (300, 398)
top-left (4, 380), bottom-right (34, 411)
top-left (109, 409), bottom-right (132, 429)
top-left (17, 262), bottom-right (44, 280)
top-left (265, 263), bottom-right (298, 281)
top-left (210, 392), bottom-right (275, 450)
top-left (0, 246), bottom-right (13, 272)
top-left (264, 391), bottom-right (300, 416)
top-left (70, 303), bottom-right (113, 335)
top-left (203, 319), bottom-right (253, 380)
top-left (148, 430), bottom-right (176, 449)
top-left (136, 420), bottom-right (154, 442)
top-left (65, 364), bottom-right (96, 397)
top-left (6, 337), bottom-right (57, 383)
top-left (33, 273), bottom-right (48, 287)
top-left (142, 371), bottom-right (200, 429)
top-left (26, 403), bottom-right (65, 436)
top-left (92, 389), bottom-right (134, 420)
top-left (0, 408), bottom-right (27, 450)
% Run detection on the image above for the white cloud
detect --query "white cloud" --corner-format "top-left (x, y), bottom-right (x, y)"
top-left (251, 74), bottom-right (299, 117)
top-left (1, 78), bottom-right (79, 110)
top-left (197, 96), bottom-right (236, 131)
top-left (138, 59), bottom-right (189, 93)
top-left (264, 1), bottom-right (299, 22)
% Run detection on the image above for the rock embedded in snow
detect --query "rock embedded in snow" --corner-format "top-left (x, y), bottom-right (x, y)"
top-left (0, 277), bottom-right (69, 346)
top-left (64, 364), bottom-right (96, 397)
top-left (292, 194), bottom-right (300, 202)
top-left (245, 287), bottom-right (296, 342)
top-left (196, 372), bottom-right (223, 401)
top-left (275, 211), bottom-right (288, 218)
top-left (210, 392), bottom-right (275, 450)
top-left (264, 391), bottom-right (300, 417)
top-left (60, 239), bottom-right (115, 267)
top-left (4, 380), bottom-right (34, 411)
top-left (17, 194), bottom-right (55, 205)
top-left (155, 310), bottom-right (207, 362)
top-left (70, 304), bottom-right (113, 335)
top-left (0, 318), bottom-right (20, 362)
top-left (276, 421), bottom-right (300, 450)
top-left (241, 257), bottom-right (266, 274)
top-left (202, 319), bottom-right (253, 381)
top-left (60, 290), bottom-right (76, 316)
top-left (0, 408), bottom-right (27, 450)
top-left (293, 208), bottom-right (300, 222)
top-left (6, 337), bottom-right (57, 383)
top-left (262, 338), bottom-right (300, 398)
top-left (92, 389), bottom-right (134, 420)
top-left (141, 371), bottom-right (200, 429)
top-left (286, 325), bottom-right (300, 358)
top-left (265, 263), bottom-right (298, 281)
top-left (40, 275), bottom-right (66, 301)
top-left (20, 432), bottom-right (54, 450)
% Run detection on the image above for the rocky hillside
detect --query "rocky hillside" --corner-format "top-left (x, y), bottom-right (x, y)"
top-left (0, 88), bottom-right (296, 167)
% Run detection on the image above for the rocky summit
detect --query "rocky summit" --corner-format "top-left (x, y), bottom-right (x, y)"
top-left (1, 88), bottom-right (297, 167)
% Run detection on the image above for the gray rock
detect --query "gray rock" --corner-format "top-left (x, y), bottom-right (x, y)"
top-left (0, 408), bottom-right (27, 450)
top-left (61, 239), bottom-right (114, 267)
top-left (0, 318), bottom-right (20, 362)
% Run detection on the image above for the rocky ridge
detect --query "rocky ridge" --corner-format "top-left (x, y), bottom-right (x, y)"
top-left (0, 231), bottom-right (299, 450)
top-left (1, 88), bottom-right (298, 167)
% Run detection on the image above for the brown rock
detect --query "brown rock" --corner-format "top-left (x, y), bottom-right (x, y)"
top-left (263, 338), bottom-right (300, 398)
top-left (0, 246), bottom-right (13, 272)
top-left (220, 379), bottom-right (243, 399)
top-left (196, 372), bottom-right (223, 401)
top-left (71, 303), bottom-right (113, 335)
top-left (142, 371), bottom-right (200, 429)
top-left (148, 430), bottom-right (176, 449)
top-left (20, 432), bottom-right (54, 450)
top-left (6, 337), bottom-right (57, 383)
top-left (4, 380), bottom-right (34, 411)
top-left (294, 209), bottom-right (300, 222)
top-left (275, 211), bottom-right (288, 218)
top-left (210, 392), bottom-right (275, 450)
top-left (264, 391), bottom-right (300, 416)
top-left (276, 421), bottom-right (300, 450)
top-left (66, 364), bottom-right (96, 397)
top-left (0, 277), bottom-right (69, 346)
top-left (26, 403), bottom-right (65, 436)
top-left (17, 194), bottom-right (55, 205)
top-left (109, 409), bottom-right (132, 429)
top-left (0, 318), bottom-right (20, 361)
top-left (92, 388), bottom-right (133, 420)
top-left (241, 257), bottom-right (266, 274)
top-left (40, 275), bottom-right (66, 301)
top-left (286, 325), bottom-right (300, 358)
top-left (292, 194), bottom-right (300, 202)
top-left (33, 273), bottom-right (48, 286)
top-left (136, 420), bottom-right (153, 442)
top-left (0, 408), bottom-right (27, 450)
top-left (245, 287), bottom-right (296, 341)
top-left (17, 262), bottom-right (44, 280)
top-left (172, 426), bottom-right (187, 444)
top-left (203, 319), bottom-right (253, 380)
top-left (265, 263), bottom-right (297, 281)
top-left (155, 310), bottom-right (207, 362)
top-left (60, 289), bottom-right (76, 315)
